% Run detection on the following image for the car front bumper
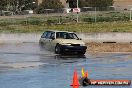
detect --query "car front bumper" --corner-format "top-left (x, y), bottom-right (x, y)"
top-left (60, 45), bottom-right (87, 54)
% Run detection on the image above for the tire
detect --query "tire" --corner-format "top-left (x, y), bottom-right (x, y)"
top-left (39, 42), bottom-right (43, 47)
top-left (79, 51), bottom-right (85, 55)
top-left (55, 44), bottom-right (62, 54)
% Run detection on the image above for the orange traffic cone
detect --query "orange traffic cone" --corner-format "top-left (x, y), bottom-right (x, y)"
top-left (72, 86), bottom-right (79, 88)
top-left (70, 69), bottom-right (80, 86)
top-left (85, 71), bottom-right (89, 78)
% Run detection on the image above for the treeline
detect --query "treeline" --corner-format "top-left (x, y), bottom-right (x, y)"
top-left (0, 0), bottom-right (113, 14)
top-left (0, 0), bottom-right (38, 14)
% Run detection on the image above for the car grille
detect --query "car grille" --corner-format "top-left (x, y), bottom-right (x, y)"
top-left (71, 44), bottom-right (80, 46)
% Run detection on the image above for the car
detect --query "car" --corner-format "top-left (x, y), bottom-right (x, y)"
top-left (39, 30), bottom-right (87, 55)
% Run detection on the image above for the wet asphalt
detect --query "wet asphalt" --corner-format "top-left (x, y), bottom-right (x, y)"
top-left (0, 43), bottom-right (132, 88)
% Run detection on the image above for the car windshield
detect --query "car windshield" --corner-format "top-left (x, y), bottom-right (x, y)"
top-left (56, 32), bottom-right (79, 39)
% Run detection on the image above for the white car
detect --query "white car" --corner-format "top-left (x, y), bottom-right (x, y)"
top-left (39, 30), bottom-right (87, 54)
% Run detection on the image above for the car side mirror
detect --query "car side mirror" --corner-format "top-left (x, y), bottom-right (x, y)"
top-left (41, 35), bottom-right (44, 38)
top-left (51, 37), bottom-right (55, 40)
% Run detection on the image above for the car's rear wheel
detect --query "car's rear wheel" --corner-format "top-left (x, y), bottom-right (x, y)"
top-left (55, 44), bottom-right (62, 54)
top-left (39, 42), bottom-right (43, 47)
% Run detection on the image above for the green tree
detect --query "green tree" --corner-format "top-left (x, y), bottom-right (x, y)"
top-left (89, 0), bottom-right (113, 10)
top-left (0, 0), bottom-right (38, 13)
top-left (79, 0), bottom-right (89, 7)
top-left (67, 0), bottom-right (77, 8)
top-left (67, 0), bottom-right (113, 10)
top-left (0, 0), bottom-right (8, 10)
top-left (14, 0), bottom-right (38, 12)
top-left (37, 0), bottom-right (64, 13)
top-left (87, 0), bottom-right (113, 7)
top-left (21, 0), bottom-right (38, 10)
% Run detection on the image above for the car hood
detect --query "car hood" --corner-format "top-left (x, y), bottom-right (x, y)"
top-left (56, 39), bottom-right (85, 45)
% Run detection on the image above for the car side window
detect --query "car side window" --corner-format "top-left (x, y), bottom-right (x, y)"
top-left (41, 31), bottom-right (47, 38)
top-left (56, 32), bottom-right (66, 39)
top-left (50, 32), bottom-right (55, 39)
top-left (45, 32), bottom-right (52, 39)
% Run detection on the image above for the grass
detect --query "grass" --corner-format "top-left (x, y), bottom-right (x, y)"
top-left (0, 21), bottom-right (132, 33)
top-left (0, 12), bottom-right (132, 33)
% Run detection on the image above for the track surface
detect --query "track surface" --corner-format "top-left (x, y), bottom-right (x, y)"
top-left (0, 43), bottom-right (131, 88)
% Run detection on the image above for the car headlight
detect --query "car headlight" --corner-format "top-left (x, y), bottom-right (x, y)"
top-left (80, 44), bottom-right (86, 46)
top-left (61, 43), bottom-right (71, 46)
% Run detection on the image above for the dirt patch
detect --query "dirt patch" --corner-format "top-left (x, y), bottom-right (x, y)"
top-left (86, 42), bottom-right (132, 53)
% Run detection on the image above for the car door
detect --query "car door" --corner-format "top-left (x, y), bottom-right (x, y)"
top-left (45, 31), bottom-right (53, 50)
top-left (40, 31), bottom-right (52, 50)
top-left (40, 31), bottom-right (48, 46)
top-left (49, 32), bottom-right (56, 50)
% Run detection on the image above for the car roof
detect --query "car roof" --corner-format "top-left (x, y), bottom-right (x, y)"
top-left (46, 30), bottom-right (73, 33)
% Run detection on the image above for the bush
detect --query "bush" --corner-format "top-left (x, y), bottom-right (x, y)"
top-left (28, 19), bottom-right (43, 25)
top-left (21, 19), bottom-right (44, 25)
top-left (82, 15), bottom-right (129, 23)
top-left (0, 22), bottom-right (11, 26)
top-left (47, 19), bottom-right (58, 24)
top-left (83, 17), bottom-right (95, 22)
top-left (0, 22), bottom-right (8, 26)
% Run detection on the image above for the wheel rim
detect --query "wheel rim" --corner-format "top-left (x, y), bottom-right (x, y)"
top-left (55, 46), bottom-right (60, 53)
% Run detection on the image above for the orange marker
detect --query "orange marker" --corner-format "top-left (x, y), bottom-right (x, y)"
top-left (81, 67), bottom-right (89, 78)
top-left (70, 69), bottom-right (80, 86)
top-left (72, 86), bottom-right (79, 88)
top-left (85, 71), bottom-right (88, 78)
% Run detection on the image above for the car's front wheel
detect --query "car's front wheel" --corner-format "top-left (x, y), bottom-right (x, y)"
top-left (80, 51), bottom-right (86, 55)
top-left (55, 44), bottom-right (62, 54)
